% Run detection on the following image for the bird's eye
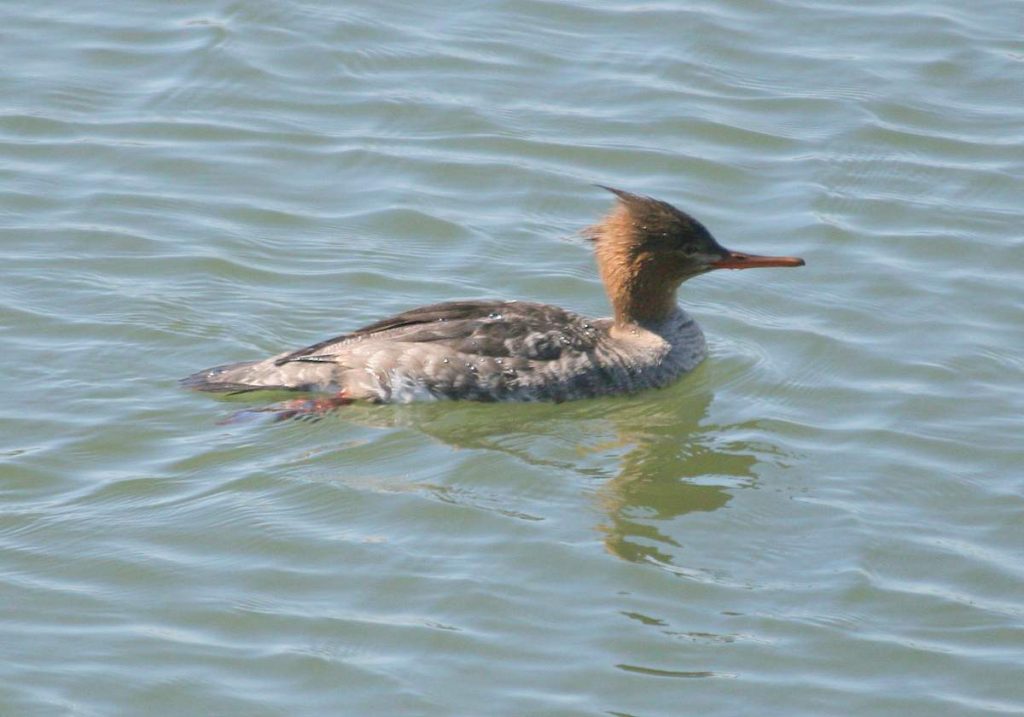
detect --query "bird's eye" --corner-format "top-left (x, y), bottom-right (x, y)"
top-left (681, 244), bottom-right (698, 256)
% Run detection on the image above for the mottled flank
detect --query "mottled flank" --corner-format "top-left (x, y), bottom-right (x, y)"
top-left (183, 187), bottom-right (802, 404)
top-left (182, 300), bottom-right (707, 403)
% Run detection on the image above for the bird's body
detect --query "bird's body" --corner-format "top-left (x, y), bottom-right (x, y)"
top-left (183, 187), bottom-right (803, 406)
top-left (183, 299), bottom-right (706, 403)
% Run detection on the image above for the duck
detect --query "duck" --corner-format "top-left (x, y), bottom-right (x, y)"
top-left (182, 186), bottom-right (804, 406)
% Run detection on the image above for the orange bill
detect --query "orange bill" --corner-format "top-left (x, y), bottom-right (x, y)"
top-left (710, 251), bottom-right (805, 270)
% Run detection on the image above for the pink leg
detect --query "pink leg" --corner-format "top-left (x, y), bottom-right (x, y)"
top-left (219, 391), bottom-right (354, 424)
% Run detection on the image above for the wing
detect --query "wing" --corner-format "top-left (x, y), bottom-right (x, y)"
top-left (274, 300), bottom-right (601, 366)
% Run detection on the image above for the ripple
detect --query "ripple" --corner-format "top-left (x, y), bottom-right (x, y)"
top-left (2, 0), bottom-right (1023, 714)
top-left (615, 664), bottom-right (726, 680)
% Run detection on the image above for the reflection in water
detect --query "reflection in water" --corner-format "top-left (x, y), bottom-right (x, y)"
top-left (581, 389), bottom-right (760, 566)
top-left (409, 385), bottom-right (761, 567)
top-left (217, 375), bottom-right (766, 568)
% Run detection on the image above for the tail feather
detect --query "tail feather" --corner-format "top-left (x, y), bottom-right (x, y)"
top-left (180, 360), bottom-right (288, 393)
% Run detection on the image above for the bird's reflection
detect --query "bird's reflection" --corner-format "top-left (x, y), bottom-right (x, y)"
top-left (583, 389), bottom-right (759, 565)
top-left (222, 372), bottom-right (764, 568)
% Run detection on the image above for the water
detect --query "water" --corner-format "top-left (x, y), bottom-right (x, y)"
top-left (2, 1), bottom-right (1022, 714)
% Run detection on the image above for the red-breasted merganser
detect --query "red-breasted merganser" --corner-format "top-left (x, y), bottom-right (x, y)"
top-left (183, 187), bottom-right (804, 405)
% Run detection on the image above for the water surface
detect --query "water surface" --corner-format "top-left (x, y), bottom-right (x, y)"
top-left (2, 1), bottom-right (1022, 715)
